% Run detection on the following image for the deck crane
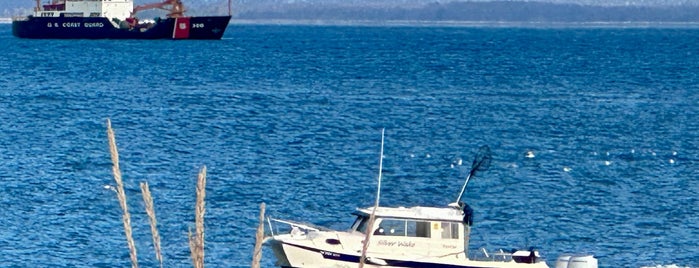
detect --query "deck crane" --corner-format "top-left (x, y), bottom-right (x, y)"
top-left (131, 0), bottom-right (186, 18)
top-left (126, 0), bottom-right (185, 27)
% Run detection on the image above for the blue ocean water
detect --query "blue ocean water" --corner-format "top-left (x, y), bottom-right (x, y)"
top-left (0, 23), bottom-right (698, 267)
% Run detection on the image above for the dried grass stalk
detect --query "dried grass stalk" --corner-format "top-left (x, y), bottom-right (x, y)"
top-left (357, 212), bottom-right (376, 268)
top-left (107, 119), bottom-right (139, 268)
top-left (189, 166), bottom-right (207, 268)
top-left (188, 227), bottom-right (199, 268)
top-left (140, 182), bottom-right (163, 268)
top-left (251, 202), bottom-right (266, 268)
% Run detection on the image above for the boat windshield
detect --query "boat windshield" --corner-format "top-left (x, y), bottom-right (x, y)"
top-left (350, 215), bottom-right (369, 233)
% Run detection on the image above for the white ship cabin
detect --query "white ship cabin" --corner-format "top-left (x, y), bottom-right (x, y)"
top-left (34, 0), bottom-right (133, 21)
top-left (352, 205), bottom-right (471, 257)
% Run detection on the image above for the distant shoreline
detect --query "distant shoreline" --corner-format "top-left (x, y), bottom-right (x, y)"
top-left (2, 17), bottom-right (699, 28)
top-left (231, 19), bottom-right (699, 28)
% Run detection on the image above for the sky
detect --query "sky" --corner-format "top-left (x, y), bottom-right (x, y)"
top-left (489, 0), bottom-right (696, 5)
top-left (5, 0), bottom-right (699, 6)
top-left (2, 0), bottom-right (697, 15)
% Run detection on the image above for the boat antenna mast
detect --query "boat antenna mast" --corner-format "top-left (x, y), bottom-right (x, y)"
top-left (454, 145), bottom-right (492, 206)
top-left (359, 128), bottom-right (385, 268)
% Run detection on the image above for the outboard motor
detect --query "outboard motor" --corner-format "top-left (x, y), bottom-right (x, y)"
top-left (512, 250), bottom-right (540, 263)
top-left (461, 202), bottom-right (473, 226)
top-left (555, 255), bottom-right (598, 268)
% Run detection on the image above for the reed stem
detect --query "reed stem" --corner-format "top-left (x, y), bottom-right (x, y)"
top-left (189, 166), bottom-right (207, 268)
top-left (140, 182), bottom-right (163, 268)
top-left (107, 118), bottom-right (139, 268)
top-left (251, 202), bottom-right (266, 268)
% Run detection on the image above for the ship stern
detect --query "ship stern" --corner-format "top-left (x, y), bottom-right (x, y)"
top-left (11, 17), bottom-right (31, 38)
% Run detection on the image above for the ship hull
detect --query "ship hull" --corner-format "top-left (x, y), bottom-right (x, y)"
top-left (12, 16), bottom-right (230, 39)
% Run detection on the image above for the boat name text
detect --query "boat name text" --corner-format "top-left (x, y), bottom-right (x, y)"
top-left (46, 22), bottom-right (105, 28)
top-left (377, 240), bottom-right (416, 247)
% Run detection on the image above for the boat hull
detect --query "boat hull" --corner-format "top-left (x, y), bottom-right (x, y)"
top-left (269, 238), bottom-right (549, 268)
top-left (12, 16), bottom-right (230, 39)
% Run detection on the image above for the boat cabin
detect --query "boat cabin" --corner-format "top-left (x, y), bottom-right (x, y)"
top-left (34, 0), bottom-right (133, 21)
top-left (350, 206), bottom-right (471, 257)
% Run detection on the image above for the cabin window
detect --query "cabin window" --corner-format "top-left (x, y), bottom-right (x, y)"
top-left (351, 216), bottom-right (369, 234)
top-left (440, 222), bottom-right (460, 239)
top-left (407, 220), bottom-right (431, 238)
top-left (375, 219), bottom-right (405, 236)
top-left (374, 218), bottom-right (431, 238)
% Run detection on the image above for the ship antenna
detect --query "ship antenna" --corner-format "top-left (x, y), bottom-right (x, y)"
top-left (359, 128), bottom-right (385, 268)
top-left (228, 0), bottom-right (231, 16)
top-left (454, 145), bottom-right (492, 205)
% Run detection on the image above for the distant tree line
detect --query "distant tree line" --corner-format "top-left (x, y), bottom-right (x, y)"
top-left (235, 1), bottom-right (699, 22)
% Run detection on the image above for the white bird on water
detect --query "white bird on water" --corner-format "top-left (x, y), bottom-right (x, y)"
top-left (525, 151), bottom-right (535, 158)
top-left (103, 184), bottom-right (117, 193)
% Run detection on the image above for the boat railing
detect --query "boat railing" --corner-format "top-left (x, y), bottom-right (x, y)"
top-left (267, 217), bottom-right (332, 237)
top-left (469, 248), bottom-right (514, 262)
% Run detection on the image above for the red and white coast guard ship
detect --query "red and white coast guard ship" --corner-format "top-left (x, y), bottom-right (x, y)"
top-left (12, 0), bottom-right (231, 39)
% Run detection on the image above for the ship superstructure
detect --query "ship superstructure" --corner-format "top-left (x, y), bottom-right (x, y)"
top-left (34, 0), bottom-right (133, 23)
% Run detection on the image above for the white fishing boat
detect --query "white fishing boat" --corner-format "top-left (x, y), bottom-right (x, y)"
top-left (265, 143), bottom-right (597, 268)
